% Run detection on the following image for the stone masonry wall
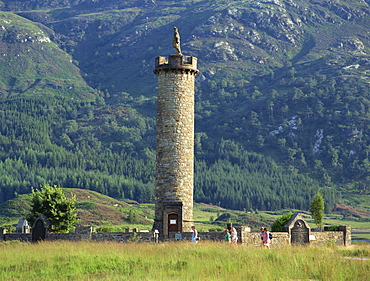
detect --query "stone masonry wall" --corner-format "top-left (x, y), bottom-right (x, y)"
top-left (0, 227), bottom-right (350, 246)
top-left (1, 233), bottom-right (32, 242)
top-left (241, 231), bottom-right (290, 248)
top-left (154, 54), bottom-right (198, 234)
top-left (155, 70), bottom-right (195, 219)
top-left (310, 231), bottom-right (345, 246)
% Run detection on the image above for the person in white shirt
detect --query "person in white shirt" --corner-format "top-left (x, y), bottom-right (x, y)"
top-left (191, 226), bottom-right (198, 243)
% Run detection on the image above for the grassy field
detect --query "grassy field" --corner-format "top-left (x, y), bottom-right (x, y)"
top-left (0, 240), bottom-right (369, 280)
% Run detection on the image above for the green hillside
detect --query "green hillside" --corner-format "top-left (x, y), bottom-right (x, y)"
top-left (0, 188), bottom-right (153, 229)
top-left (1, 189), bottom-right (368, 240)
top-left (0, 0), bottom-right (369, 215)
top-left (0, 12), bottom-right (96, 100)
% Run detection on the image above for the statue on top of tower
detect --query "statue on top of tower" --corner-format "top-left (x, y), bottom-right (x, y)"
top-left (172, 26), bottom-right (182, 55)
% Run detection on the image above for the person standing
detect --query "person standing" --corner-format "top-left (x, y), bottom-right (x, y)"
top-left (153, 229), bottom-right (159, 243)
top-left (230, 227), bottom-right (238, 244)
top-left (263, 228), bottom-right (271, 249)
top-left (260, 227), bottom-right (264, 247)
top-left (224, 229), bottom-right (231, 243)
top-left (191, 226), bottom-right (198, 243)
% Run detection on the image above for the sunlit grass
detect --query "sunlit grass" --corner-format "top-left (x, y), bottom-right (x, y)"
top-left (0, 240), bottom-right (369, 280)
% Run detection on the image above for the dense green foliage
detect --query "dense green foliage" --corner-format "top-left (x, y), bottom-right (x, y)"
top-left (0, 96), bottom-right (155, 204)
top-left (0, 0), bottom-right (370, 213)
top-left (271, 212), bottom-right (293, 232)
top-left (26, 184), bottom-right (78, 232)
top-left (195, 140), bottom-right (338, 211)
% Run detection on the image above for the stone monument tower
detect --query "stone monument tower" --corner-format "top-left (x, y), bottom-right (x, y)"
top-left (153, 27), bottom-right (199, 237)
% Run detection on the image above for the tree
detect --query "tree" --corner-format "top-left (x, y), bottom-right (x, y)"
top-left (127, 209), bottom-right (138, 224)
top-left (26, 184), bottom-right (79, 233)
top-left (271, 212), bottom-right (292, 232)
top-left (309, 192), bottom-right (325, 231)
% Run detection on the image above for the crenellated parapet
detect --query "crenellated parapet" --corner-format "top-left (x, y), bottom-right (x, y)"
top-left (153, 54), bottom-right (199, 76)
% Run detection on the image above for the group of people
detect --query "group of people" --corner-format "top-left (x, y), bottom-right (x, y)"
top-left (224, 227), bottom-right (238, 244)
top-left (260, 227), bottom-right (271, 249)
top-left (193, 225), bottom-right (272, 248)
top-left (223, 226), bottom-right (271, 248)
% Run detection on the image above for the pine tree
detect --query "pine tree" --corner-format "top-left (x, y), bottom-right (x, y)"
top-left (309, 192), bottom-right (325, 231)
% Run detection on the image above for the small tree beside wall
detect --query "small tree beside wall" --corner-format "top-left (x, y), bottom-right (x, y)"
top-left (309, 191), bottom-right (324, 231)
top-left (26, 184), bottom-right (79, 233)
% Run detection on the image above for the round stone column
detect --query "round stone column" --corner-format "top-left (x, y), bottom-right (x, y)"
top-left (153, 54), bottom-right (199, 237)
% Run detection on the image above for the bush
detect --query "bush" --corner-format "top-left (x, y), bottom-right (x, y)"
top-left (271, 212), bottom-right (293, 232)
top-left (324, 225), bottom-right (340, 231)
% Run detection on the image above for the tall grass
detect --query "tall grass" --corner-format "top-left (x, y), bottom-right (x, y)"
top-left (0, 240), bottom-right (369, 280)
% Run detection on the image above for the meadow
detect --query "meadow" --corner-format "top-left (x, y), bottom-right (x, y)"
top-left (0, 240), bottom-right (369, 280)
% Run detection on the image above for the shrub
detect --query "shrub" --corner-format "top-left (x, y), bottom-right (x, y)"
top-left (324, 225), bottom-right (340, 231)
top-left (271, 212), bottom-right (293, 232)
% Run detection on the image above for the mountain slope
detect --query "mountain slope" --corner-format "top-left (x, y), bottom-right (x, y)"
top-left (9, 0), bottom-right (370, 96)
top-left (0, 11), bottom-right (96, 100)
top-left (0, 0), bottom-right (370, 212)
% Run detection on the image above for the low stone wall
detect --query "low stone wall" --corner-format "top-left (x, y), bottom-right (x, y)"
top-left (0, 230), bottom-right (157, 243)
top-left (0, 226), bottom-right (351, 246)
top-left (1, 233), bottom-right (32, 242)
top-left (242, 232), bottom-right (290, 248)
top-left (92, 232), bottom-right (156, 242)
top-left (310, 231), bottom-right (345, 246)
top-left (0, 228), bottom-right (244, 244)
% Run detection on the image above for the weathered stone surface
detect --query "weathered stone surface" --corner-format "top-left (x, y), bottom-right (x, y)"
top-left (0, 224), bottom-right (351, 246)
top-left (153, 54), bottom-right (198, 236)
